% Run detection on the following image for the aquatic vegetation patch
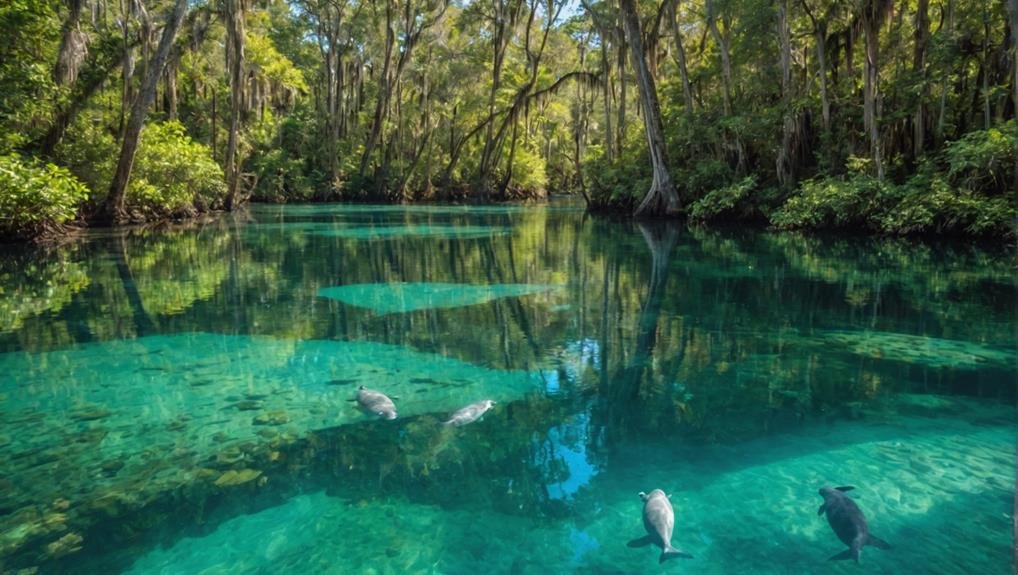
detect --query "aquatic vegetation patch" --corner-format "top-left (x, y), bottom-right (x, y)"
top-left (318, 282), bottom-right (559, 313)
top-left (0, 333), bottom-right (542, 567)
top-left (310, 224), bottom-right (511, 240)
top-left (813, 329), bottom-right (1016, 369)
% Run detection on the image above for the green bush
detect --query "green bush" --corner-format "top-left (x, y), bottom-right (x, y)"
top-left (250, 148), bottom-right (315, 202)
top-left (770, 174), bottom-right (890, 231)
top-left (130, 121), bottom-right (226, 216)
top-left (942, 120), bottom-right (1016, 195)
top-left (57, 117), bottom-right (118, 193)
top-left (689, 176), bottom-right (757, 222)
top-left (510, 144), bottom-right (548, 193)
top-left (583, 143), bottom-right (652, 211)
top-left (0, 153), bottom-right (89, 239)
top-left (59, 119), bottom-right (225, 218)
top-left (879, 175), bottom-right (1015, 237)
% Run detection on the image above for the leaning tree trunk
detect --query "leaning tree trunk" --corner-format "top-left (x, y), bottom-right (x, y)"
top-left (224, 0), bottom-right (245, 211)
top-left (619, 0), bottom-right (681, 217)
top-left (100, 0), bottom-right (189, 223)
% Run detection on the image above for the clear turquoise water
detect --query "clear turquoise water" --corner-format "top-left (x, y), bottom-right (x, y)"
top-left (0, 203), bottom-right (1014, 574)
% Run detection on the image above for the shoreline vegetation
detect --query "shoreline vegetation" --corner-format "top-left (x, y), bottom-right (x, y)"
top-left (1, 0), bottom-right (1015, 243)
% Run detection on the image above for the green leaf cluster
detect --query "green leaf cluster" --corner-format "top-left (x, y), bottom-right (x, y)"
top-left (0, 153), bottom-right (88, 240)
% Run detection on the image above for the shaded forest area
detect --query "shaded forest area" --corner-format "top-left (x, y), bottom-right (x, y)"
top-left (1, 0), bottom-right (1015, 239)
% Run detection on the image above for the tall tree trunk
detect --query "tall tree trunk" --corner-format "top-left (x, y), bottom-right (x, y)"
top-left (668, 0), bottom-right (694, 119)
top-left (210, 88), bottom-right (217, 161)
top-left (801, 0), bottom-right (830, 133)
top-left (776, 0), bottom-right (795, 186)
top-left (601, 38), bottom-right (614, 163)
top-left (616, 30), bottom-right (626, 157)
top-left (100, 0), bottom-right (189, 223)
top-left (163, 60), bottom-right (178, 119)
top-left (935, 0), bottom-right (954, 141)
top-left (706, 0), bottom-right (733, 116)
top-left (1008, 0), bottom-right (1018, 187)
top-left (862, 0), bottom-right (884, 181)
top-left (619, 0), bottom-right (680, 217)
top-left (981, 5), bottom-right (991, 129)
top-left (912, 0), bottom-right (929, 158)
top-left (479, 0), bottom-right (519, 189)
top-left (359, 0), bottom-right (396, 179)
top-left (224, 0), bottom-right (245, 211)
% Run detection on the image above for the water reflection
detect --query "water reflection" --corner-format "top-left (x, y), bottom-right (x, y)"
top-left (0, 204), bottom-right (1013, 573)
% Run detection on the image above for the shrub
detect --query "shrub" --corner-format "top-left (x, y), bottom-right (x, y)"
top-left (250, 148), bottom-right (315, 202)
top-left (688, 176), bottom-right (757, 222)
top-left (510, 144), bottom-right (548, 194)
top-left (770, 174), bottom-right (890, 231)
top-left (879, 175), bottom-right (1015, 237)
top-left (943, 120), bottom-right (1016, 195)
top-left (59, 119), bottom-right (225, 218)
top-left (130, 121), bottom-right (226, 216)
top-left (0, 153), bottom-right (89, 240)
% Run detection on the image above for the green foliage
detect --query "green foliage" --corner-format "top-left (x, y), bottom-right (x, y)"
top-left (770, 175), bottom-right (889, 231)
top-left (249, 148), bottom-right (315, 202)
top-left (56, 116), bottom-right (118, 193)
top-left (678, 159), bottom-right (736, 199)
top-left (772, 169), bottom-right (1015, 238)
top-left (0, 153), bottom-right (89, 239)
top-left (688, 176), bottom-right (757, 222)
top-left (61, 120), bottom-right (225, 217)
top-left (510, 145), bottom-right (548, 193)
top-left (943, 121), bottom-right (1016, 195)
top-left (878, 176), bottom-right (1015, 237)
top-left (0, 0), bottom-right (59, 153)
top-left (129, 122), bottom-right (226, 216)
top-left (583, 140), bottom-right (652, 211)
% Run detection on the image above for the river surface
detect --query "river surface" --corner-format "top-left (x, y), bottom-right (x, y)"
top-left (0, 203), bottom-right (1014, 574)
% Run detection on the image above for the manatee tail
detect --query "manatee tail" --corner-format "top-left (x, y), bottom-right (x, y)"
top-left (867, 535), bottom-right (891, 550)
top-left (659, 545), bottom-right (693, 563)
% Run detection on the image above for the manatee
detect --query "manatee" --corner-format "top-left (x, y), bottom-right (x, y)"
top-left (355, 386), bottom-right (398, 420)
top-left (442, 399), bottom-right (495, 426)
top-left (627, 489), bottom-right (693, 563)
top-left (817, 485), bottom-right (890, 563)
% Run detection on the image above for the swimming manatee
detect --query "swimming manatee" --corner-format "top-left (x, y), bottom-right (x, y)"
top-left (818, 486), bottom-right (890, 563)
top-left (442, 399), bottom-right (495, 426)
top-left (627, 489), bottom-right (693, 563)
top-left (355, 386), bottom-right (398, 420)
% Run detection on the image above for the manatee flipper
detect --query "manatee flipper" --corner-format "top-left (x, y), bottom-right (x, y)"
top-left (835, 485), bottom-right (856, 492)
top-left (817, 503), bottom-right (826, 516)
top-left (626, 535), bottom-right (655, 548)
top-left (867, 535), bottom-right (891, 550)
top-left (659, 545), bottom-right (693, 563)
top-left (828, 549), bottom-right (855, 562)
